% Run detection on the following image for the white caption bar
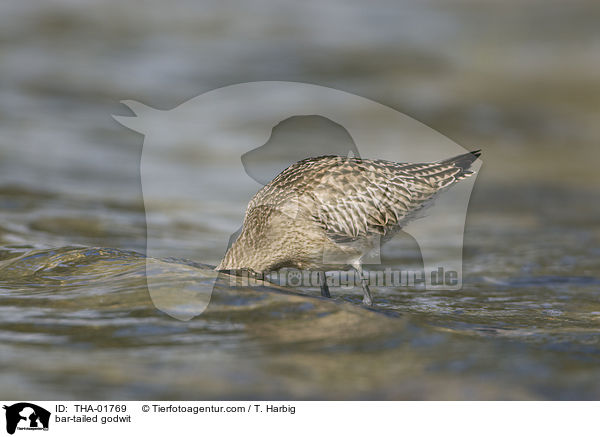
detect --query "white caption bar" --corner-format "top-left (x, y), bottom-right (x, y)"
top-left (0, 401), bottom-right (597, 437)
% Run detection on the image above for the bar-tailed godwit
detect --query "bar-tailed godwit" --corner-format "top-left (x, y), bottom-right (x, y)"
top-left (218, 150), bottom-right (481, 305)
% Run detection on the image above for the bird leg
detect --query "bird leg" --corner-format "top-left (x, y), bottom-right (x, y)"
top-left (352, 263), bottom-right (373, 306)
top-left (361, 277), bottom-right (373, 306)
top-left (319, 271), bottom-right (331, 298)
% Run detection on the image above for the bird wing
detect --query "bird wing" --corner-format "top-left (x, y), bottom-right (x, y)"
top-left (312, 153), bottom-right (479, 242)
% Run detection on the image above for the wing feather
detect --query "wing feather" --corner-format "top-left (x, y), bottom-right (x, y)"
top-left (246, 152), bottom-right (480, 244)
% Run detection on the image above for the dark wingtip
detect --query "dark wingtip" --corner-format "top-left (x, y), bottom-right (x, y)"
top-left (440, 149), bottom-right (482, 172)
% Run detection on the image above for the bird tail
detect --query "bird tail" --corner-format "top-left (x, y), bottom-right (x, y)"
top-left (396, 149), bottom-right (482, 224)
top-left (438, 149), bottom-right (481, 178)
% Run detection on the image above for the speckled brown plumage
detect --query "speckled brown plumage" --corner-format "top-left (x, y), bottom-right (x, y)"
top-left (217, 150), bottom-right (481, 305)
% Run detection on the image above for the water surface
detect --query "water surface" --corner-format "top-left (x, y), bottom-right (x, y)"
top-left (1, 0), bottom-right (599, 400)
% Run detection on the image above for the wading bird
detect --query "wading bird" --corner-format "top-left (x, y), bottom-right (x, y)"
top-left (217, 150), bottom-right (481, 305)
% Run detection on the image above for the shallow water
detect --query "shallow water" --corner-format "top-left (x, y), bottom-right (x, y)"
top-left (1, 0), bottom-right (599, 399)
top-left (1, 182), bottom-right (599, 400)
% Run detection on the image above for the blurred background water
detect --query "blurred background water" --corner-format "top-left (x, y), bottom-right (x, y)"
top-left (0, 0), bottom-right (599, 400)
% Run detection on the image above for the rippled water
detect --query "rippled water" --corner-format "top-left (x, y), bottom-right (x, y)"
top-left (1, 0), bottom-right (599, 399)
top-left (1, 182), bottom-right (599, 400)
